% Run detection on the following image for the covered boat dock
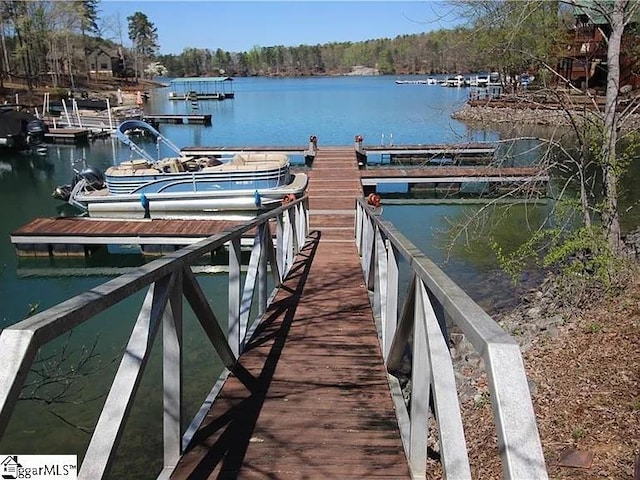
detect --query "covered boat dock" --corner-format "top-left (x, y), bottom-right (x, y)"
top-left (168, 76), bottom-right (234, 101)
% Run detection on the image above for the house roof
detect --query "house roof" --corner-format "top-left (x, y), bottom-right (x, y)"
top-left (170, 76), bottom-right (233, 84)
top-left (573, 0), bottom-right (640, 25)
top-left (90, 46), bottom-right (119, 57)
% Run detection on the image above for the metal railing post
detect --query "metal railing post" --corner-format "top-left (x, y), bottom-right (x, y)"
top-left (409, 278), bottom-right (430, 477)
top-left (163, 269), bottom-right (183, 469)
top-left (383, 241), bottom-right (398, 362)
top-left (258, 223), bottom-right (268, 317)
top-left (228, 237), bottom-right (242, 357)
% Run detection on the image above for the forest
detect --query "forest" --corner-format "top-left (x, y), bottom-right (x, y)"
top-left (0, 0), bottom-right (583, 90)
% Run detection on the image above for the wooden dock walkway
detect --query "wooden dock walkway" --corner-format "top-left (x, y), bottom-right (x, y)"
top-left (170, 147), bottom-right (410, 478)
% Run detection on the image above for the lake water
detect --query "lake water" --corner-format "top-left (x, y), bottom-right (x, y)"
top-left (0, 75), bottom-right (636, 478)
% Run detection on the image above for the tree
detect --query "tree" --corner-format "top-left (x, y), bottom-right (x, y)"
top-left (573, 0), bottom-right (640, 252)
top-left (144, 60), bottom-right (167, 77)
top-left (453, 1), bottom-right (567, 89)
top-left (445, 0), bottom-right (639, 298)
top-left (75, 1), bottom-right (99, 80)
top-left (127, 11), bottom-right (158, 80)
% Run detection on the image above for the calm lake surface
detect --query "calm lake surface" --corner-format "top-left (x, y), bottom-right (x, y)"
top-left (0, 75), bottom-right (637, 477)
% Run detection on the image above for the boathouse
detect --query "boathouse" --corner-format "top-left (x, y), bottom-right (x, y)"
top-left (168, 76), bottom-right (235, 101)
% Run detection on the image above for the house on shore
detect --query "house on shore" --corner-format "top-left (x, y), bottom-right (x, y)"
top-left (558, 0), bottom-right (640, 90)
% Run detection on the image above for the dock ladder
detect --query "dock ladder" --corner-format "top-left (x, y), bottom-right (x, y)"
top-left (187, 90), bottom-right (199, 110)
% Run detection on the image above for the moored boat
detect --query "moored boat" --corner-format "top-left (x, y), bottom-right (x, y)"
top-left (53, 120), bottom-right (308, 219)
top-left (0, 106), bottom-right (48, 151)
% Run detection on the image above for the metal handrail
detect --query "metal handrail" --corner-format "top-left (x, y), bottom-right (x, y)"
top-left (0, 196), bottom-right (309, 480)
top-left (355, 198), bottom-right (547, 480)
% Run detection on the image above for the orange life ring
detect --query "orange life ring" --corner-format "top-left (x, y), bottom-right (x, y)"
top-left (367, 193), bottom-right (381, 207)
top-left (282, 193), bottom-right (296, 205)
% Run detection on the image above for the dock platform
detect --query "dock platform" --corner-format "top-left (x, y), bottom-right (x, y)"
top-left (143, 113), bottom-right (212, 125)
top-left (10, 217), bottom-right (246, 257)
top-left (44, 128), bottom-right (90, 144)
top-left (361, 165), bottom-right (548, 196)
top-left (356, 141), bottom-right (496, 165)
top-left (10, 146), bottom-right (548, 256)
top-left (360, 165), bottom-right (547, 183)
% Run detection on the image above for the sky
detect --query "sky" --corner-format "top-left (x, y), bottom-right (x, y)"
top-left (98, 1), bottom-right (461, 55)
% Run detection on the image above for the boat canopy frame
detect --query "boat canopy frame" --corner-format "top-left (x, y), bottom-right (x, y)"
top-left (116, 119), bottom-right (185, 163)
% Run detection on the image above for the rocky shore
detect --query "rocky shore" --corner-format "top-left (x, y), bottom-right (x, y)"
top-left (452, 100), bottom-right (640, 131)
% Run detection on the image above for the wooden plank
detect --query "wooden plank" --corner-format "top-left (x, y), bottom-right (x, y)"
top-left (11, 218), bottom-right (242, 237)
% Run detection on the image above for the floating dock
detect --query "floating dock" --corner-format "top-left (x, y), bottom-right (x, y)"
top-left (142, 113), bottom-right (212, 125)
top-left (10, 217), bottom-right (247, 257)
top-left (44, 128), bottom-right (90, 144)
top-left (361, 166), bottom-right (549, 196)
top-left (355, 139), bottom-right (496, 166)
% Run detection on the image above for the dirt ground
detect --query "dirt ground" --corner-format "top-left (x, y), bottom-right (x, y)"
top-left (462, 276), bottom-right (640, 479)
top-left (0, 78), bottom-right (161, 107)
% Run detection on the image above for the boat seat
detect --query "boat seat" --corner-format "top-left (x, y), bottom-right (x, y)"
top-left (233, 153), bottom-right (289, 168)
top-left (133, 168), bottom-right (163, 176)
top-left (120, 159), bottom-right (151, 170)
top-left (157, 158), bottom-right (185, 173)
top-left (168, 158), bottom-right (184, 172)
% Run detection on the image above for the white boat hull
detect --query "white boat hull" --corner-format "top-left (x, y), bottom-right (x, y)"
top-left (81, 172), bottom-right (308, 220)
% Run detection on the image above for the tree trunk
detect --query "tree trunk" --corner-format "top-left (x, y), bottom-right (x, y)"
top-left (601, 0), bottom-right (625, 253)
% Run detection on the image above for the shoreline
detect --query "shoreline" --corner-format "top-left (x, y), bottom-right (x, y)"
top-left (452, 101), bottom-right (640, 132)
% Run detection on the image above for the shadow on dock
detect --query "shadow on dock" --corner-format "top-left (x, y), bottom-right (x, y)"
top-left (174, 231), bottom-right (321, 479)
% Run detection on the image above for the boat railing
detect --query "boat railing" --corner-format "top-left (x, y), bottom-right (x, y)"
top-left (0, 196), bottom-right (309, 479)
top-left (354, 198), bottom-right (548, 479)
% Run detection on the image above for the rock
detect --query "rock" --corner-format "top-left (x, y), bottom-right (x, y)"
top-left (452, 103), bottom-right (640, 133)
top-left (526, 306), bottom-right (542, 318)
